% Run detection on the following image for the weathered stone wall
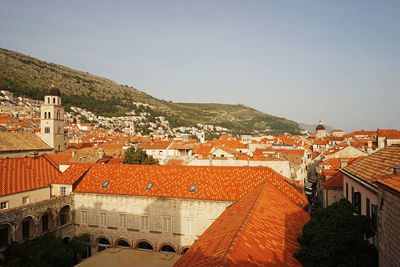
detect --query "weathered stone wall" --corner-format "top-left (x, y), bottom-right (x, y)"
top-left (0, 195), bottom-right (74, 249)
top-left (73, 193), bottom-right (232, 255)
top-left (377, 187), bottom-right (400, 267)
top-left (323, 187), bottom-right (343, 208)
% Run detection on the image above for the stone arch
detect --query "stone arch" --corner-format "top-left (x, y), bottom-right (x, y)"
top-left (180, 246), bottom-right (191, 254)
top-left (16, 215), bottom-right (37, 241)
top-left (58, 205), bottom-right (71, 226)
top-left (158, 242), bottom-right (177, 253)
top-left (0, 222), bottom-right (14, 248)
top-left (134, 239), bottom-right (155, 251)
top-left (95, 236), bottom-right (112, 252)
top-left (63, 236), bottom-right (71, 244)
top-left (39, 208), bottom-right (57, 233)
top-left (114, 238), bottom-right (131, 248)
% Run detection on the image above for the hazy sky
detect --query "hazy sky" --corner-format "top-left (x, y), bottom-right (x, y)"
top-left (1, 0), bottom-right (399, 132)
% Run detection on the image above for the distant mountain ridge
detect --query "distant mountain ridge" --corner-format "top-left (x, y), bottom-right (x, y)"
top-left (0, 47), bottom-right (303, 135)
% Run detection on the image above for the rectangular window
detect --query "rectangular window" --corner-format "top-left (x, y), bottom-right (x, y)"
top-left (119, 214), bottom-right (126, 228)
top-left (141, 216), bottom-right (148, 231)
top-left (366, 198), bottom-right (371, 218)
top-left (0, 201), bottom-right (8, 210)
top-left (351, 187), bottom-right (354, 203)
top-left (163, 217), bottom-right (171, 233)
top-left (100, 212), bottom-right (107, 226)
top-left (345, 183), bottom-right (348, 200)
top-left (371, 204), bottom-right (377, 230)
top-left (22, 197), bottom-right (29, 205)
top-left (354, 192), bottom-right (361, 214)
top-left (186, 218), bottom-right (194, 235)
top-left (60, 186), bottom-right (66, 196)
top-left (81, 211), bottom-right (88, 225)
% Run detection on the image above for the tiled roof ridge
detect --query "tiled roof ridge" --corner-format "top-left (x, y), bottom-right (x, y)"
top-left (220, 182), bottom-right (267, 264)
top-left (42, 153), bottom-right (62, 173)
top-left (271, 177), bottom-right (308, 207)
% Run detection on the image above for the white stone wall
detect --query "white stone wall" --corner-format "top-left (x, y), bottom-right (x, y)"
top-left (73, 193), bottom-right (232, 254)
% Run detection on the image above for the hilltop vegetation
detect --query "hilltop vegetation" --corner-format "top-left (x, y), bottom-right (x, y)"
top-left (0, 47), bottom-right (303, 135)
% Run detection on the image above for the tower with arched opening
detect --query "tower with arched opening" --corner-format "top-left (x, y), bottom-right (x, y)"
top-left (38, 85), bottom-right (65, 151)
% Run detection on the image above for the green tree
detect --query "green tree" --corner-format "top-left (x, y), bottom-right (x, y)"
top-left (1, 232), bottom-right (90, 267)
top-left (295, 199), bottom-right (378, 267)
top-left (124, 147), bottom-right (158, 165)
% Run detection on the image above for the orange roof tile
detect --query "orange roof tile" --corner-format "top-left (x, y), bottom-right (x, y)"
top-left (74, 165), bottom-right (308, 205)
top-left (53, 163), bottom-right (93, 185)
top-left (174, 182), bottom-right (310, 266)
top-left (0, 156), bottom-right (60, 196)
top-left (342, 145), bottom-right (400, 186)
top-left (375, 173), bottom-right (400, 193)
top-left (323, 172), bottom-right (344, 188)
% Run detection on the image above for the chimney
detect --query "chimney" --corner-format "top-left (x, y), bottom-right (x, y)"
top-left (72, 150), bottom-right (76, 157)
top-left (340, 158), bottom-right (349, 168)
top-left (367, 140), bottom-right (372, 148)
top-left (394, 165), bottom-right (400, 176)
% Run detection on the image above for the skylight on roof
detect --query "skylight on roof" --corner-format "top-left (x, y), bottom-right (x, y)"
top-left (189, 184), bottom-right (197, 193)
top-left (101, 180), bottom-right (110, 189)
top-left (145, 182), bottom-right (153, 190)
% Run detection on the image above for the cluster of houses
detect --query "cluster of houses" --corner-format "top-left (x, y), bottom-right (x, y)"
top-left (0, 86), bottom-right (399, 266)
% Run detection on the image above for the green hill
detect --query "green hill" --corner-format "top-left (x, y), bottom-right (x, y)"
top-left (0, 47), bottom-right (303, 135)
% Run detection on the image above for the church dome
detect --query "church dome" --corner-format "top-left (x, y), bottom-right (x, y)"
top-left (45, 85), bottom-right (61, 97)
top-left (316, 121), bottom-right (325, 131)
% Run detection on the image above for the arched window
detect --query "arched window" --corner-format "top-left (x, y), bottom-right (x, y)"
top-left (182, 247), bottom-right (190, 254)
top-left (98, 238), bottom-right (110, 252)
top-left (44, 112), bottom-right (47, 119)
top-left (53, 97), bottom-right (55, 104)
top-left (48, 112), bottom-right (51, 119)
top-left (117, 240), bottom-right (130, 248)
top-left (160, 244), bottom-right (176, 253)
top-left (136, 241), bottom-right (153, 251)
top-left (47, 97), bottom-right (50, 104)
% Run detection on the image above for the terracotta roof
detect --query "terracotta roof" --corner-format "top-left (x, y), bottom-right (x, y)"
top-left (53, 163), bottom-right (93, 185)
top-left (0, 132), bottom-right (51, 152)
top-left (74, 165), bottom-right (308, 205)
top-left (377, 129), bottom-right (400, 139)
top-left (342, 145), bottom-right (400, 186)
top-left (192, 145), bottom-right (213, 159)
top-left (375, 173), bottom-right (400, 193)
top-left (0, 156), bottom-right (60, 196)
top-left (166, 159), bottom-right (184, 166)
top-left (323, 172), bottom-right (344, 188)
top-left (174, 182), bottom-right (310, 266)
top-left (139, 140), bottom-right (172, 150)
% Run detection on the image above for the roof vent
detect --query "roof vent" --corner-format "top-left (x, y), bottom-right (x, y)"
top-left (145, 182), bottom-right (153, 190)
top-left (189, 184), bottom-right (197, 193)
top-left (101, 180), bottom-right (110, 189)
top-left (394, 165), bottom-right (400, 176)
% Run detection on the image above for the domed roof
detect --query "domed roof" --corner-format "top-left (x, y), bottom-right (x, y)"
top-left (45, 85), bottom-right (61, 96)
top-left (316, 120), bottom-right (325, 131)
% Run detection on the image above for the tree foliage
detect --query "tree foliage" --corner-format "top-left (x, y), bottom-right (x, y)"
top-left (1, 232), bottom-right (90, 267)
top-left (123, 147), bottom-right (158, 165)
top-left (295, 199), bottom-right (378, 267)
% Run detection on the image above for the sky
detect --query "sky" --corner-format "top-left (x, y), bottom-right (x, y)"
top-left (1, 0), bottom-right (399, 132)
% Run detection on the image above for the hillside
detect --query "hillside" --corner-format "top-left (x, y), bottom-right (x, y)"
top-left (0, 48), bottom-right (303, 135)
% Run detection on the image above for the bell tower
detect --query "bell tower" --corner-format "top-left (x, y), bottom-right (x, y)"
top-left (38, 85), bottom-right (65, 151)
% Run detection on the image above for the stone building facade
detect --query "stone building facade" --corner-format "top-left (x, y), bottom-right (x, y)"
top-left (37, 86), bottom-right (65, 152)
top-left (0, 196), bottom-right (73, 252)
top-left (375, 168), bottom-right (400, 267)
top-left (73, 193), bottom-right (232, 255)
